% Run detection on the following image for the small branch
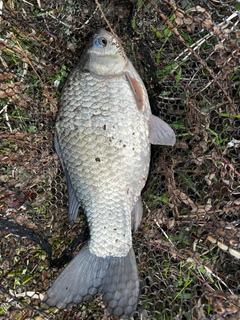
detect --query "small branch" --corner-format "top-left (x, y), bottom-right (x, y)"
top-left (11, 33), bottom-right (43, 86)
top-left (0, 104), bottom-right (12, 132)
top-left (207, 235), bottom-right (240, 260)
top-left (95, 0), bottom-right (113, 33)
top-left (95, 0), bottom-right (122, 45)
top-left (223, 157), bottom-right (240, 178)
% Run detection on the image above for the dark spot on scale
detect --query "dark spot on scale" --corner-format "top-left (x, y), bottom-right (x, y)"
top-left (127, 189), bottom-right (129, 194)
top-left (123, 144), bottom-right (126, 147)
top-left (65, 287), bottom-right (69, 290)
top-left (123, 234), bottom-right (125, 237)
top-left (103, 124), bottom-right (106, 130)
top-left (132, 132), bottom-right (135, 135)
top-left (95, 157), bottom-right (101, 162)
top-left (132, 148), bottom-right (135, 150)
top-left (73, 104), bottom-right (84, 113)
top-left (113, 228), bottom-right (117, 231)
top-left (115, 239), bottom-right (118, 242)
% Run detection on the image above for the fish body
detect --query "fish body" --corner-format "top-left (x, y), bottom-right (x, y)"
top-left (43, 29), bottom-right (176, 318)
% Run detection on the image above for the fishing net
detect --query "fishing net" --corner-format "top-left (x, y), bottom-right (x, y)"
top-left (0, 0), bottom-right (239, 319)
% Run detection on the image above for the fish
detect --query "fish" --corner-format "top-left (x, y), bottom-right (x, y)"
top-left (42, 29), bottom-right (176, 318)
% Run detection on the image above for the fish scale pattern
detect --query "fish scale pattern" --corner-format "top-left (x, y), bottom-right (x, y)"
top-left (56, 68), bottom-right (151, 258)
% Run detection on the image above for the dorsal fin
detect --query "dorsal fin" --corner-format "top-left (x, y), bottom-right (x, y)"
top-left (125, 71), bottom-right (144, 111)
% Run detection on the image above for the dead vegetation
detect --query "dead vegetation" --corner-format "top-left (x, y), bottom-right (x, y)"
top-left (0, 0), bottom-right (239, 319)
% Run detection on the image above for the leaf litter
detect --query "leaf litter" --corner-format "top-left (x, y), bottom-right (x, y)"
top-left (0, 0), bottom-right (240, 319)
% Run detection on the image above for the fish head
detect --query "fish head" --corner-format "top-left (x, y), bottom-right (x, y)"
top-left (80, 29), bottom-right (127, 77)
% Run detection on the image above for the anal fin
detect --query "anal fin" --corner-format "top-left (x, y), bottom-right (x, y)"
top-left (131, 196), bottom-right (143, 231)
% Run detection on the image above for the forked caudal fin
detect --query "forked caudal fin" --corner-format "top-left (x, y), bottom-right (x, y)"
top-left (42, 243), bottom-right (139, 319)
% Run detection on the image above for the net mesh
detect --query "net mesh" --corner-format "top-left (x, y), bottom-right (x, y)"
top-left (0, 0), bottom-right (239, 319)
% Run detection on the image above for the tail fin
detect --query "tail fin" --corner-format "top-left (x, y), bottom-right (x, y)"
top-left (42, 243), bottom-right (139, 318)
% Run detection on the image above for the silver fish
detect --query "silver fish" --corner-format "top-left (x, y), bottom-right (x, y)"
top-left (43, 29), bottom-right (176, 318)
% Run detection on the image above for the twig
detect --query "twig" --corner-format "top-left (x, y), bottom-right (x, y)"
top-left (11, 33), bottom-right (43, 86)
top-left (22, 0), bottom-right (34, 6)
top-left (95, 0), bottom-right (113, 33)
top-left (175, 11), bottom-right (239, 62)
top-left (37, 0), bottom-right (41, 8)
top-left (199, 263), bottom-right (234, 295)
top-left (0, 0), bottom-right (3, 18)
top-left (223, 157), bottom-right (240, 178)
top-left (207, 235), bottom-right (240, 260)
top-left (10, 290), bottom-right (44, 300)
top-left (135, 236), bottom-right (216, 292)
top-left (95, 0), bottom-right (122, 45)
top-left (155, 218), bottom-right (176, 248)
top-left (79, 6), bottom-right (98, 29)
top-left (0, 104), bottom-right (12, 132)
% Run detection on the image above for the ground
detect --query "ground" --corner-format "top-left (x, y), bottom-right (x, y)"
top-left (0, 1), bottom-right (239, 319)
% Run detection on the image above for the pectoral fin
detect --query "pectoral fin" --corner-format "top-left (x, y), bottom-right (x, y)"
top-left (149, 114), bottom-right (176, 146)
top-left (125, 71), bottom-right (143, 111)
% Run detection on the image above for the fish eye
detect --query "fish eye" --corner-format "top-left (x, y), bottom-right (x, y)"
top-left (100, 37), bottom-right (107, 47)
top-left (95, 37), bottom-right (107, 48)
